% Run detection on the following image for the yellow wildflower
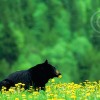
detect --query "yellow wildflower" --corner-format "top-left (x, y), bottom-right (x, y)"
top-left (15, 98), bottom-right (19, 100)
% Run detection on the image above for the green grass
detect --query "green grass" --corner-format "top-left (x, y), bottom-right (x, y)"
top-left (0, 79), bottom-right (100, 100)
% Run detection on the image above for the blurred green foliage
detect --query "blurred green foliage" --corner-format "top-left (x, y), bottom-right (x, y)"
top-left (0, 0), bottom-right (100, 82)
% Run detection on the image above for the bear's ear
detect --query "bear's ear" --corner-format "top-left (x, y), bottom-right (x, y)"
top-left (44, 60), bottom-right (48, 64)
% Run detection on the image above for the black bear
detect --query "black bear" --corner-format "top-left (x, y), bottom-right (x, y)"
top-left (0, 60), bottom-right (61, 90)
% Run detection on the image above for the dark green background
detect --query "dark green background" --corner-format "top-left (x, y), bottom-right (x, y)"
top-left (0, 0), bottom-right (100, 83)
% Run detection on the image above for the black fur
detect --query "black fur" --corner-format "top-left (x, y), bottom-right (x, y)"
top-left (0, 60), bottom-right (61, 90)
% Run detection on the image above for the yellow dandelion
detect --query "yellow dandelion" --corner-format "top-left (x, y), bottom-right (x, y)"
top-left (33, 91), bottom-right (39, 95)
top-left (28, 90), bottom-right (32, 92)
top-left (70, 95), bottom-right (76, 99)
top-left (51, 79), bottom-right (55, 83)
top-left (15, 98), bottom-right (19, 100)
top-left (52, 98), bottom-right (58, 100)
top-left (15, 84), bottom-right (18, 87)
top-left (22, 84), bottom-right (25, 87)
top-left (86, 92), bottom-right (90, 96)
top-left (9, 88), bottom-right (14, 92)
top-left (46, 86), bottom-right (51, 92)
top-left (21, 88), bottom-right (25, 91)
top-left (18, 83), bottom-right (22, 85)
top-left (30, 86), bottom-right (33, 88)
top-left (22, 94), bottom-right (26, 97)
top-left (1, 89), bottom-right (4, 92)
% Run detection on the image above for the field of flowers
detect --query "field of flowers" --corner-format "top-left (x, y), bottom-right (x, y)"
top-left (0, 79), bottom-right (100, 100)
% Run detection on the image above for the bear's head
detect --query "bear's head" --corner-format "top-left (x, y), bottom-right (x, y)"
top-left (41, 60), bottom-right (61, 79)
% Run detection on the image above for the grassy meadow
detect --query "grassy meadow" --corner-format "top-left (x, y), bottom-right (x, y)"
top-left (0, 78), bottom-right (100, 100)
